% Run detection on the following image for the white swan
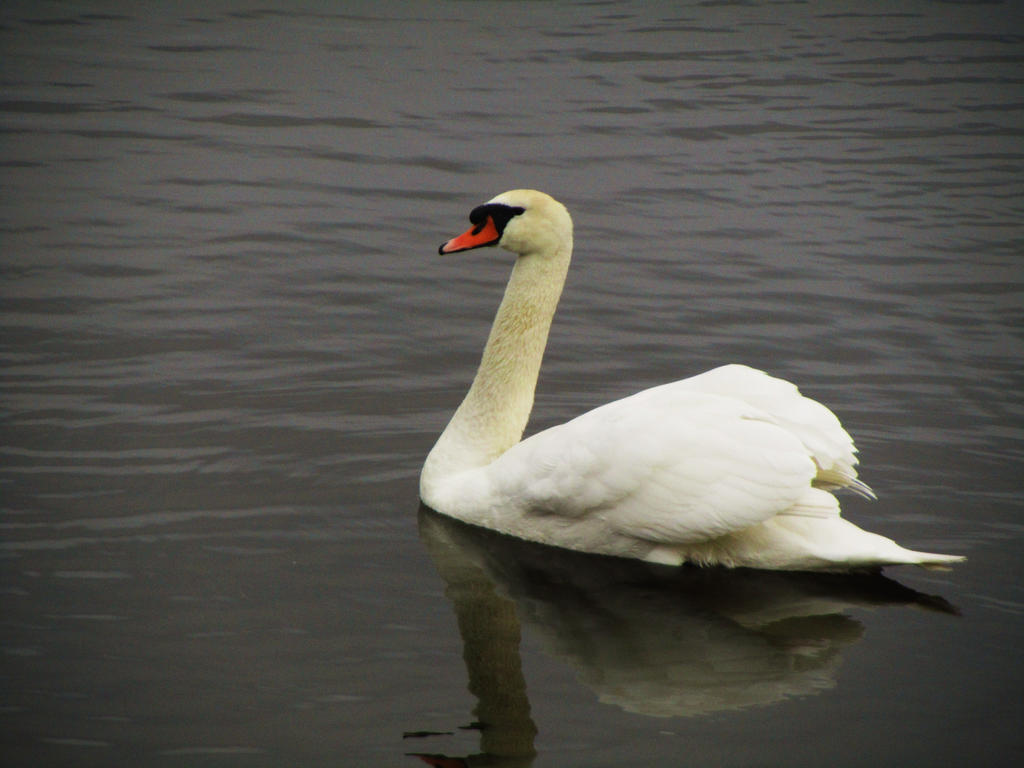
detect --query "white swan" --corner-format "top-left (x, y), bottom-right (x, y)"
top-left (420, 189), bottom-right (965, 571)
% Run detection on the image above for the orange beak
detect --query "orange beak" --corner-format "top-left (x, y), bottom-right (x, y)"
top-left (439, 216), bottom-right (501, 254)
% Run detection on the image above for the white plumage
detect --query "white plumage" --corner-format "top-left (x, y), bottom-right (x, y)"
top-left (421, 189), bottom-right (964, 571)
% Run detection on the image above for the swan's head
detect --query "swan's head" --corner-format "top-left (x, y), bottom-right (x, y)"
top-left (439, 189), bottom-right (572, 258)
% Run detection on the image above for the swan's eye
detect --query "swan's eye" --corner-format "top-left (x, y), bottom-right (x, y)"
top-left (469, 203), bottom-right (525, 237)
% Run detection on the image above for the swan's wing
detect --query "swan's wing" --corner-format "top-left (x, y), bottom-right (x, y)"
top-left (669, 365), bottom-right (873, 497)
top-left (489, 386), bottom-right (819, 545)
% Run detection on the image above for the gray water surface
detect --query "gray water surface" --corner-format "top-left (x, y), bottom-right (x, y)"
top-left (2, 2), bottom-right (1023, 766)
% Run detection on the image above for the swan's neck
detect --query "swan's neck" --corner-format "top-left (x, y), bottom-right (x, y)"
top-left (423, 243), bottom-right (571, 485)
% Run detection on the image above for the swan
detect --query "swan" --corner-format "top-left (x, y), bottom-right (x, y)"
top-left (420, 189), bottom-right (965, 571)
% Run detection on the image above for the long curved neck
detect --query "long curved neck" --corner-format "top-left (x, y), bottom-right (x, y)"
top-left (424, 241), bottom-right (571, 482)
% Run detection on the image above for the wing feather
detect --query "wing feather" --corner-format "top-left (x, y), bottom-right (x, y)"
top-left (487, 381), bottom-right (819, 545)
top-left (668, 364), bottom-right (871, 496)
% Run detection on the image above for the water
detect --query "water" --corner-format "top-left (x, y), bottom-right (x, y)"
top-left (2, 1), bottom-right (1022, 765)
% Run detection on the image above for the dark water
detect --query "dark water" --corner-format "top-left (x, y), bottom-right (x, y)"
top-left (2, 1), bottom-right (1022, 765)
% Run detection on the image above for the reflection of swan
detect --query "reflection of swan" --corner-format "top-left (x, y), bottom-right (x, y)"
top-left (410, 510), bottom-right (538, 768)
top-left (418, 507), bottom-right (957, 736)
top-left (421, 189), bottom-right (964, 570)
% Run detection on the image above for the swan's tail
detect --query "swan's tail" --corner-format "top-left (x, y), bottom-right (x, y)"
top-left (900, 550), bottom-right (966, 571)
top-left (780, 489), bottom-right (967, 571)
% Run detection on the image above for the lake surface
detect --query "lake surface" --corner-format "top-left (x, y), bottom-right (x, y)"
top-left (2, 1), bottom-right (1022, 765)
